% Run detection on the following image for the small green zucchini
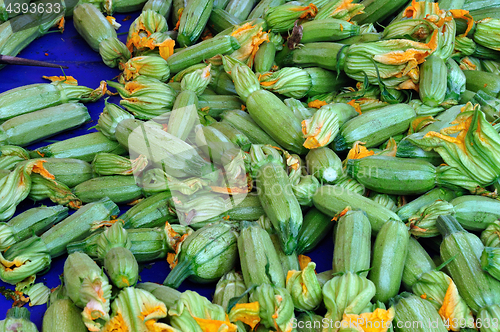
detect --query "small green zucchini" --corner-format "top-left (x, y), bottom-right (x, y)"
top-left (296, 207), bottom-right (335, 255)
top-left (73, 175), bottom-right (143, 204)
top-left (41, 158), bottom-right (94, 188)
top-left (450, 195), bottom-right (500, 231)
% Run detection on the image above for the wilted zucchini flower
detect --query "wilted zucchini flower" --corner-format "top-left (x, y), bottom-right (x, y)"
top-left (0, 236), bottom-right (51, 285)
top-left (459, 56), bottom-right (480, 71)
top-left (101, 287), bottom-right (177, 332)
top-left (322, 272), bottom-right (376, 328)
top-left (0, 223), bottom-right (15, 251)
top-left (481, 247), bottom-right (500, 281)
top-left (127, 9), bottom-right (168, 43)
top-left (409, 99), bottom-right (444, 117)
top-left (473, 18), bottom-right (500, 52)
top-left (96, 100), bottom-right (134, 140)
top-left (265, 2), bottom-right (318, 33)
top-left (412, 105), bottom-right (500, 189)
top-left (335, 175), bottom-right (366, 195)
top-left (169, 290), bottom-right (238, 331)
top-left (99, 37), bottom-right (131, 69)
top-left (315, 0), bottom-right (364, 21)
top-left (129, 32), bottom-right (176, 60)
top-left (229, 22), bottom-right (269, 68)
top-left (249, 283), bottom-right (296, 332)
top-left (302, 107), bottom-right (340, 149)
top-left (343, 30), bottom-right (438, 89)
top-left (213, 270), bottom-right (248, 310)
top-left (181, 64), bottom-right (212, 95)
top-left (412, 270), bottom-right (474, 330)
top-left (0, 307), bottom-right (38, 332)
top-left (64, 252), bottom-right (112, 331)
top-left (96, 222), bottom-right (139, 289)
top-left (227, 302), bottom-right (261, 331)
top-left (164, 222), bottom-right (238, 289)
top-left (28, 174), bottom-right (82, 209)
top-left (482, 60), bottom-right (500, 76)
top-left (454, 35), bottom-right (476, 57)
top-left (481, 221), bottom-right (500, 248)
top-left (222, 57), bottom-right (261, 102)
top-left (122, 55), bottom-right (170, 82)
top-left (259, 67), bottom-right (312, 99)
top-left (340, 307), bottom-right (395, 332)
top-left (92, 153), bottom-right (148, 176)
top-left (407, 200), bottom-right (454, 237)
top-left (286, 261), bottom-right (323, 311)
top-left (0, 159), bottom-right (57, 221)
top-left (170, 193), bottom-right (233, 226)
top-left (108, 76), bottom-right (177, 119)
top-left (0, 145), bottom-right (29, 171)
top-left (370, 193), bottom-right (397, 211)
top-left (249, 144), bottom-right (284, 176)
top-left (25, 282), bottom-right (51, 306)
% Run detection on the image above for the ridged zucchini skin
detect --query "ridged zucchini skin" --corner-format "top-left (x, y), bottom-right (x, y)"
top-left (42, 299), bottom-right (88, 332)
top-left (450, 195), bottom-right (500, 231)
top-left (332, 103), bottom-right (416, 151)
top-left (368, 220), bottom-right (410, 303)
top-left (437, 215), bottom-right (500, 314)
top-left (354, 0), bottom-right (410, 24)
top-left (391, 293), bottom-right (448, 332)
top-left (313, 185), bottom-right (402, 233)
top-left (256, 162), bottom-right (303, 255)
top-left (300, 18), bottom-right (360, 43)
top-left (176, 0), bottom-right (213, 47)
top-left (333, 210), bottom-right (371, 277)
top-left (6, 205), bottom-right (69, 243)
top-left (246, 89), bottom-right (307, 154)
top-left (238, 222), bottom-right (285, 288)
top-left (401, 237), bottom-right (436, 290)
top-left (221, 110), bottom-right (281, 146)
top-left (66, 228), bottom-right (169, 263)
top-left (346, 155), bottom-right (437, 195)
top-left (464, 70), bottom-right (500, 97)
top-left (121, 191), bottom-right (176, 229)
top-left (396, 187), bottom-right (458, 221)
top-left (296, 207), bottom-right (335, 255)
top-left (419, 55), bottom-right (447, 107)
top-left (30, 132), bottom-right (127, 162)
top-left (0, 103), bottom-right (90, 147)
top-left (254, 41), bottom-right (276, 73)
top-left (41, 197), bottom-right (119, 258)
top-left (41, 158), bottom-right (94, 188)
top-left (73, 176), bottom-right (143, 204)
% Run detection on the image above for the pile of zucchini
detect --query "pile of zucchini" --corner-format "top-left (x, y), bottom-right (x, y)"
top-left (2, 0), bottom-right (500, 330)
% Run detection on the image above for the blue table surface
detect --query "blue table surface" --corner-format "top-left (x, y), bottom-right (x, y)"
top-left (0, 11), bottom-right (336, 329)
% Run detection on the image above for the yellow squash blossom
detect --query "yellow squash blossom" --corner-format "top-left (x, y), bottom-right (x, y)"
top-left (341, 307), bottom-right (395, 332)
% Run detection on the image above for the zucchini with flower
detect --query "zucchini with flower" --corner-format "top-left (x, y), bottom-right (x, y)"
top-left (223, 56), bottom-right (306, 154)
top-left (249, 283), bottom-right (295, 332)
top-left (213, 270), bottom-right (248, 310)
top-left (96, 221), bottom-right (139, 288)
top-left (264, 2), bottom-right (318, 33)
top-left (92, 153), bottom-right (148, 176)
top-left (250, 144), bottom-right (303, 254)
top-left (481, 221), bottom-right (500, 248)
top-left (391, 293), bottom-right (448, 332)
top-left (176, 0), bottom-right (213, 47)
top-left (163, 221), bottom-right (238, 288)
top-left (0, 145), bottom-right (29, 170)
top-left (286, 261), bottom-right (323, 311)
top-left (107, 76), bottom-right (177, 119)
top-left (73, 3), bottom-right (131, 68)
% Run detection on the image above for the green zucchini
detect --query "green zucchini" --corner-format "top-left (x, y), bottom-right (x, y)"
top-left (246, 89), bottom-right (306, 154)
top-left (225, 193), bottom-right (265, 221)
top-left (176, 0), bottom-right (213, 47)
top-left (41, 197), bottom-right (119, 258)
top-left (464, 70), bottom-right (500, 97)
top-left (300, 18), bottom-right (360, 43)
top-left (368, 219), bottom-right (410, 303)
top-left (120, 191), bottom-right (176, 229)
top-left (391, 293), bottom-right (448, 332)
top-left (0, 103), bottom-right (90, 147)
top-left (41, 158), bottom-right (94, 188)
top-left (305, 146), bottom-right (343, 185)
top-left (30, 132), bottom-right (127, 162)
top-left (73, 175), bottom-right (143, 204)
top-left (450, 195), bottom-right (500, 231)
top-left (396, 187), bottom-right (458, 221)
top-left (296, 207), bottom-right (335, 255)
top-left (346, 155), bottom-right (437, 195)
top-left (436, 215), bottom-right (500, 313)
top-left (332, 103), bottom-right (416, 151)
top-left (209, 121), bottom-right (252, 152)
top-left (313, 185), bottom-right (402, 233)
top-left (221, 109), bottom-right (281, 146)
top-left (333, 209), bottom-right (371, 277)
top-left (198, 94), bottom-right (243, 119)
top-left (256, 162), bottom-right (303, 254)
top-left (402, 237), bottom-right (436, 290)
